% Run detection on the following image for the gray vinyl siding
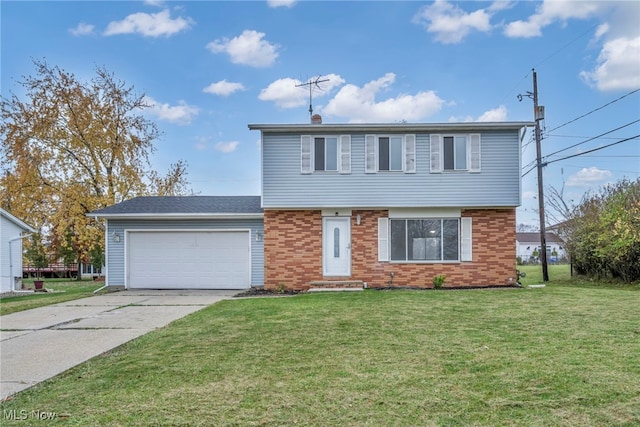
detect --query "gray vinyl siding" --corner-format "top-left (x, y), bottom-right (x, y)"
top-left (262, 130), bottom-right (521, 208)
top-left (105, 218), bottom-right (264, 287)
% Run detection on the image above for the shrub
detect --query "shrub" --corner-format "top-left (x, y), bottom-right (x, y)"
top-left (432, 275), bottom-right (446, 289)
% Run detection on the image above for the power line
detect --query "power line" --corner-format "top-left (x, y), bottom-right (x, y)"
top-left (545, 135), bottom-right (640, 165)
top-left (544, 119), bottom-right (640, 159)
top-left (497, 23), bottom-right (599, 106)
top-left (522, 164), bottom-right (537, 178)
top-left (546, 89), bottom-right (640, 134)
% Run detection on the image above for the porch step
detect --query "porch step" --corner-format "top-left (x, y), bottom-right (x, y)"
top-left (308, 280), bottom-right (364, 290)
top-left (308, 287), bottom-right (363, 293)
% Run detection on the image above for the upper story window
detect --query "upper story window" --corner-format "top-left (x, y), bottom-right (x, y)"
top-left (365, 134), bottom-right (416, 173)
top-left (301, 135), bottom-right (351, 174)
top-left (430, 134), bottom-right (481, 173)
top-left (315, 137), bottom-right (338, 171)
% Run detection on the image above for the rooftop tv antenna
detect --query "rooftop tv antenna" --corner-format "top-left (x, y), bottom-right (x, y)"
top-left (296, 75), bottom-right (330, 120)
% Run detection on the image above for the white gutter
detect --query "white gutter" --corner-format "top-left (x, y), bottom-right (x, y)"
top-left (87, 213), bottom-right (263, 220)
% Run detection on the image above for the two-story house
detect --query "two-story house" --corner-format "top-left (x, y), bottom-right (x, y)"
top-left (90, 119), bottom-right (531, 291)
top-left (249, 119), bottom-right (532, 290)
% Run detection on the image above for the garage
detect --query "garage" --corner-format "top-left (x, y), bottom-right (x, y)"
top-left (127, 230), bottom-right (251, 289)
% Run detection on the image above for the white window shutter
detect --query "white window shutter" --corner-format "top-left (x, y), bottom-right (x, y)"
top-left (301, 135), bottom-right (312, 174)
top-left (365, 135), bottom-right (377, 173)
top-left (461, 217), bottom-right (472, 261)
top-left (469, 133), bottom-right (481, 172)
top-left (430, 134), bottom-right (442, 173)
top-left (404, 134), bottom-right (416, 173)
top-left (339, 135), bottom-right (351, 174)
top-left (378, 217), bottom-right (389, 261)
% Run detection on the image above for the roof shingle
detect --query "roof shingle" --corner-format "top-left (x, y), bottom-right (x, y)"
top-left (89, 196), bottom-right (262, 216)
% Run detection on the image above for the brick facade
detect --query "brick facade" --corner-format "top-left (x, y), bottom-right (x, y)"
top-left (264, 208), bottom-right (517, 290)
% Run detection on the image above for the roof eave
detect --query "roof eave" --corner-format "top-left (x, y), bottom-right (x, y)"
top-left (0, 208), bottom-right (36, 232)
top-left (87, 213), bottom-right (264, 220)
top-left (248, 122), bottom-right (535, 133)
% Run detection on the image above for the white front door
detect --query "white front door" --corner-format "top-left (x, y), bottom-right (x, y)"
top-left (323, 217), bottom-right (351, 276)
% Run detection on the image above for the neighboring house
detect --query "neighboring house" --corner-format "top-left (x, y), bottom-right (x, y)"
top-left (92, 120), bottom-right (532, 291)
top-left (89, 196), bottom-right (263, 290)
top-left (249, 120), bottom-right (532, 290)
top-left (0, 208), bottom-right (35, 293)
top-left (516, 232), bottom-right (566, 263)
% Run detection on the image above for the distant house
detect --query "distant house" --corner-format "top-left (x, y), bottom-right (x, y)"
top-left (516, 232), bottom-right (566, 263)
top-left (0, 208), bottom-right (35, 292)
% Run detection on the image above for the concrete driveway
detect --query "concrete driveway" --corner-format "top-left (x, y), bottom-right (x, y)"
top-left (0, 289), bottom-right (237, 400)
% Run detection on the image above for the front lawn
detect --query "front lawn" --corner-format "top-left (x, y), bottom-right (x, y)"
top-left (0, 280), bottom-right (105, 315)
top-left (1, 280), bottom-right (638, 426)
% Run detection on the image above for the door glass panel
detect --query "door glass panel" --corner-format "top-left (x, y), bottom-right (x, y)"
top-left (334, 227), bottom-right (340, 257)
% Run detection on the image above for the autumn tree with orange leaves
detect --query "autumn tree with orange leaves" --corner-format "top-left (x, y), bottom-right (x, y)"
top-left (1, 60), bottom-right (190, 277)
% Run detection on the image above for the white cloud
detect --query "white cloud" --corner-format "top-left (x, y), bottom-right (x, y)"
top-left (580, 36), bottom-right (640, 91)
top-left (522, 191), bottom-right (537, 200)
top-left (594, 23), bottom-right (609, 40)
top-left (267, 0), bottom-right (296, 8)
top-left (69, 23), bottom-right (95, 36)
top-left (449, 105), bottom-right (508, 122)
top-left (477, 105), bottom-right (508, 122)
top-left (203, 80), bottom-right (246, 97)
top-left (259, 74), bottom-right (345, 108)
top-left (413, 0), bottom-right (493, 44)
top-left (322, 73), bottom-right (445, 123)
top-left (215, 141), bottom-right (240, 153)
top-left (207, 30), bottom-right (279, 67)
top-left (104, 9), bottom-right (192, 37)
top-left (143, 96), bottom-right (199, 125)
top-left (566, 167), bottom-right (612, 187)
top-left (144, 0), bottom-right (166, 7)
top-left (504, 1), bottom-right (604, 38)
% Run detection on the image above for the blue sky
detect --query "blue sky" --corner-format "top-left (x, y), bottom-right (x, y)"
top-left (2, 0), bottom-right (639, 227)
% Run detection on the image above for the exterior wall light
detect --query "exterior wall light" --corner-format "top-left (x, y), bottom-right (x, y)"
top-left (112, 232), bottom-right (121, 243)
top-left (256, 231), bottom-right (263, 242)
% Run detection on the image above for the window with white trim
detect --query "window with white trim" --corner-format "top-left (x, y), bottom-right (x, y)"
top-left (390, 219), bottom-right (459, 261)
top-left (365, 134), bottom-right (416, 173)
top-left (301, 135), bottom-right (351, 174)
top-left (430, 134), bottom-right (480, 173)
top-left (378, 217), bottom-right (473, 262)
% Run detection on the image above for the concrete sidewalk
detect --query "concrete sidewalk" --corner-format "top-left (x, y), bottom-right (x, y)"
top-left (0, 290), bottom-right (237, 400)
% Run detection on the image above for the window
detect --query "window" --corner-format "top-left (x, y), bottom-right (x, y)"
top-left (301, 135), bottom-right (351, 174)
top-left (365, 134), bottom-right (416, 173)
top-left (378, 217), bottom-right (473, 262)
top-left (378, 136), bottom-right (403, 171)
top-left (390, 219), bottom-right (459, 261)
top-left (315, 137), bottom-right (338, 171)
top-left (443, 136), bottom-right (467, 170)
top-left (430, 134), bottom-right (481, 173)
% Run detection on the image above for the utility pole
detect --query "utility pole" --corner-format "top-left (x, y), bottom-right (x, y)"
top-left (532, 69), bottom-right (549, 282)
top-left (518, 69), bottom-right (548, 281)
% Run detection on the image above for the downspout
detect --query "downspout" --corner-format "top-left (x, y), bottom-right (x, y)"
top-left (91, 215), bottom-right (108, 294)
top-left (9, 233), bottom-right (33, 293)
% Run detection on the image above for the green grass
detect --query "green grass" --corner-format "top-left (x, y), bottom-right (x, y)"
top-left (0, 280), bottom-right (104, 315)
top-left (1, 275), bottom-right (638, 426)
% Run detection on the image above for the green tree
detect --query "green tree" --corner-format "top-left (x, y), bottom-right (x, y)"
top-left (1, 60), bottom-right (190, 278)
top-left (559, 178), bottom-right (640, 282)
top-left (24, 233), bottom-right (49, 279)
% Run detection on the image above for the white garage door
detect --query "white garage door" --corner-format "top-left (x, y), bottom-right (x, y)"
top-left (127, 231), bottom-right (250, 289)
